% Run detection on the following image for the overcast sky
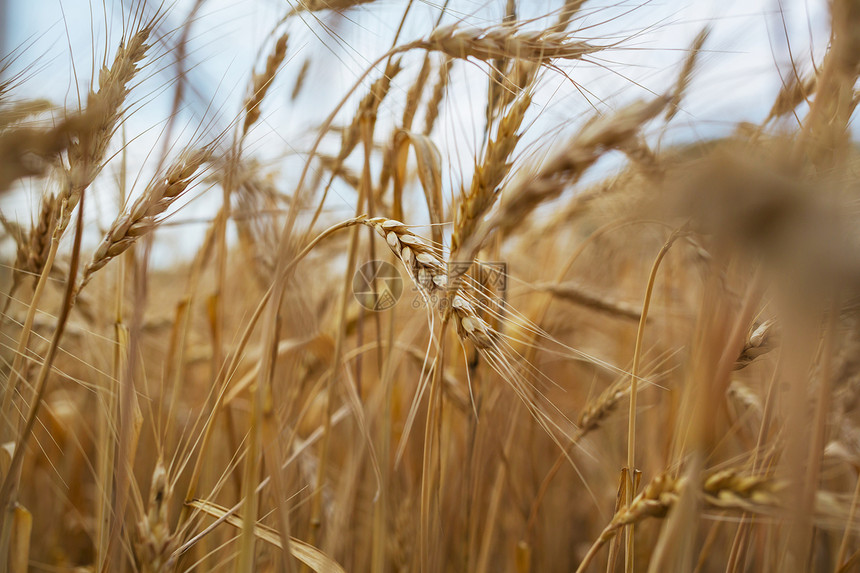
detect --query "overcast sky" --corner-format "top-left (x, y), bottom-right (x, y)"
top-left (0, 0), bottom-right (839, 263)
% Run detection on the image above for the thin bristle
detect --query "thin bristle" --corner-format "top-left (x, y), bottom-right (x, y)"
top-left (4, 2), bottom-right (860, 571)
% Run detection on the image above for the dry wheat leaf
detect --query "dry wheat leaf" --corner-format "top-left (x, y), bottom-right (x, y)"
top-left (188, 499), bottom-right (346, 573)
top-left (392, 130), bottom-right (443, 244)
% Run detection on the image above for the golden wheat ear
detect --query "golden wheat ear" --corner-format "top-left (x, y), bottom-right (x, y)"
top-left (79, 147), bottom-right (212, 291)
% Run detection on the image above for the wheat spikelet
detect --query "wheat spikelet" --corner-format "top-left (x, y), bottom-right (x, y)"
top-left (232, 165), bottom-right (284, 285)
top-left (291, 57), bottom-right (311, 101)
top-left (25, 193), bottom-right (58, 280)
top-left (665, 26), bottom-right (710, 122)
top-left (0, 99), bottom-right (52, 128)
top-left (318, 154), bottom-right (361, 189)
top-left (0, 193), bottom-right (58, 314)
top-left (767, 70), bottom-right (817, 123)
top-left (580, 467), bottom-right (859, 571)
top-left (490, 59), bottom-right (538, 123)
top-left (537, 281), bottom-right (643, 321)
top-left (702, 469), bottom-right (784, 511)
top-left (69, 26), bottom-right (152, 170)
top-left (800, 0), bottom-right (860, 168)
top-left (727, 380), bottom-right (763, 415)
top-left (484, 0), bottom-right (518, 129)
top-left (553, 0), bottom-right (587, 32)
top-left (577, 376), bottom-right (631, 434)
top-left (376, 56), bottom-right (434, 200)
top-left (0, 108), bottom-right (94, 193)
top-left (338, 58), bottom-right (402, 162)
top-left (401, 56), bottom-right (433, 132)
top-left (734, 318), bottom-right (778, 369)
top-left (288, 0), bottom-right (376, 15)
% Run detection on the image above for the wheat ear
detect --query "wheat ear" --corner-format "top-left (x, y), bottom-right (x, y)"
top-left (80, 148), bottom-right (210, 289)
top-left (61, 25), bottom-right (153, 226)
top-left (365, 217), bottom-right (497, 349)
top-left (413, 24), bottom-right (604, 64)
top-left (243, 33), bottom-right (289, 135)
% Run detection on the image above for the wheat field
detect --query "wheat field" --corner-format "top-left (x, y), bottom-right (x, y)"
top-left (0, 0), bottom-right (859, 571)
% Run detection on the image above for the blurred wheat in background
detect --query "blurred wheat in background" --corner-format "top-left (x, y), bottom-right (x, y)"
top-left (0, 0), bottom-right (858, 571)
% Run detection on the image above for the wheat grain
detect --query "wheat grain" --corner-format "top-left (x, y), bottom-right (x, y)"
top-left (734, 318), bottom-right (778, 369)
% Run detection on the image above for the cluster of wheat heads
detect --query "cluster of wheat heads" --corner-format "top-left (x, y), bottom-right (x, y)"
top-left (0, 0), bottom-right (859, 571)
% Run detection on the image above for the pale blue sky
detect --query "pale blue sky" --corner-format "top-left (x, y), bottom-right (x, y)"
top-left (0, 0), bottom-right (839, 264)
